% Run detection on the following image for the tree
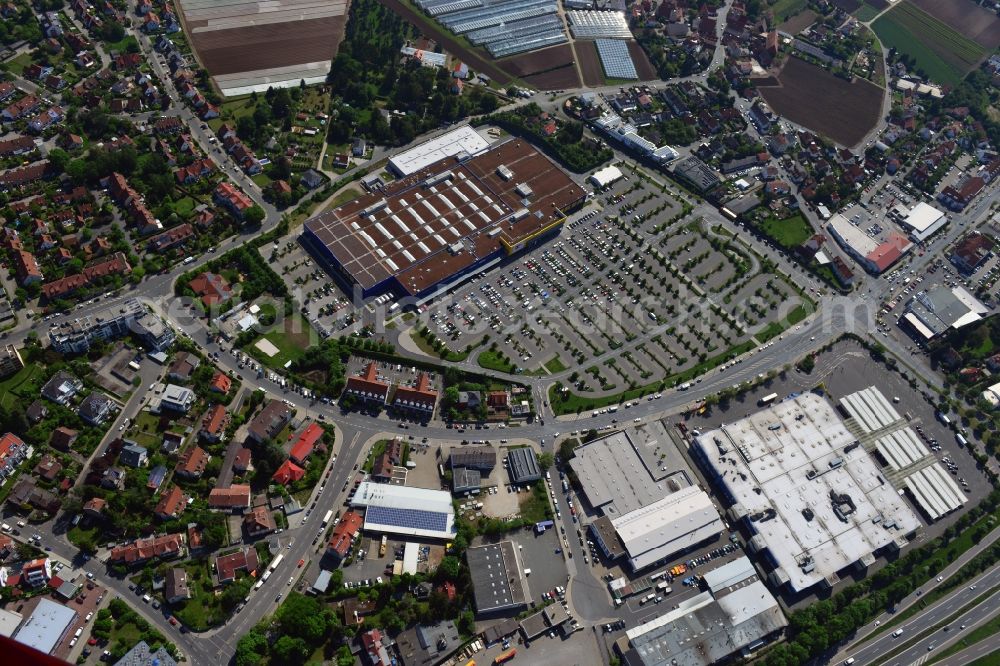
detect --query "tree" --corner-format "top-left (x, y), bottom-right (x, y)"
top-left (436, 555), bottom-right (460, 581)
top-left (235, 629), bottom-right (268, 666)
top-left (276, 593), bottom-right (331, 644)
top-left (336, 646), bottom-right (354, 666)
top-left (272, 636), bottom-right (310, 665)
top-left (244, 205), bottom-right (265, 226)
top-left (537, 452), bottom-right (554, 470)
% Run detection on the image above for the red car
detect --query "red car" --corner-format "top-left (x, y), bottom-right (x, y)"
top-left (169, 617), bottom-right (177, 626)
top-left (87, 638), bottom-right (97, 646)
top-left (297, 559), bottom-right (305, 568)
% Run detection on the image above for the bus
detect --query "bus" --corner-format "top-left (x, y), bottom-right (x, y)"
top-left (322, 510), bottom-right (334, 528)
top-left (649, 570), bottom-right (668, 581)
top-left (494, 649), bottom-right (517, 664)
top-left (759, 393), bottom-right (778, 406)
top-left (956, 433), bottom-right (967, 447)
top-left (379, 535), bottom-right (387, 557)
top-left (269, 554), bottom-right (284, 572)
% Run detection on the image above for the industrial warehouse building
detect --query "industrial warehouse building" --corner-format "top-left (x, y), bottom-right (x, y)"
top-left (609, 486), bottom-right (723, 571)
top-left (619, 556), bottom-right (787, 666)
top-left (891, 201), bottom-right (948, 242)
top-left (692, 391), bottom-right (922, 594)
top-left (12, 598), bottom-right (77, 655)
top-left (387, 125), bottom-right (490, 177)
top-left (349, 482), bottom-right (456, 541)
top-left (899, 283), bottom-right (988, 340)
top-left (466, 541), bottom-right (530, 616)
top-left (302, 135), bottom-right (586, 301)
top-left (838, 387), bottom-right (967, 522)
top-left (572, 425), bottom-right (717, 571)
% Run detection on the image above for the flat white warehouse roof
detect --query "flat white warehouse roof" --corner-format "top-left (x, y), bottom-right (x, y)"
top-left (589, 164), bottom-right (623, 188)
top-left (838, 386), bottom-right (903, 432)
top-left (388, 125), bottom-right (490, 176)
top-left (901, 202), bottom-right (946, 241)
top-left (612, 486), bottom-right (723, 571)
top-left (903, 465), bottom-right (967, 521)
top-left (694, 393), bottom-right (920, 593)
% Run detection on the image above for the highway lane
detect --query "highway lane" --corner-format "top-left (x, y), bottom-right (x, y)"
top-left (875, 588), bottom-right (1000, 666)
top-left (933, 634), bottom-right (1000, 666)
top-left (839, 564), bottom-right (1000, 666)
top-left (833, 524), bottom-right (1000, 660)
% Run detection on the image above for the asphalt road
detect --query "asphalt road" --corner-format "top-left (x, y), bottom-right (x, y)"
top-left (839, 564), bottom-right (1000, 666)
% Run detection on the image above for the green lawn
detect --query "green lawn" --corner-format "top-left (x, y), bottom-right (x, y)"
top-left (477, 350), bottom-right (517, 374)
top-left (542, 355), bottom-right (567, 373)
top-left (769, 0), bottom-right (809, 21)
top-left (6, 52), bottom-right (31, 76)
top-left (873, 2), bottom-right (985, 86)
top-left (0, 364), bottom-right (41, 409)
top-left (174, 196), bottom-right (196, 218)
top-left (329, 187), bottom-right (362, 208)
top-left (247, 314), bottom-right (313, 370)
top-left (758, 214), bottom-right (813, 249)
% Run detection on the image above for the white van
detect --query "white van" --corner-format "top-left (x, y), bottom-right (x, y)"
top-left (183, 256), bottom-right (195, 265)
top-left (892, 629), bottom-right (904, 638)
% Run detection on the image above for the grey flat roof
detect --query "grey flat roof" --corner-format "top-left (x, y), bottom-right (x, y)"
top-left (506, 447), bottom-right (540, 483)
top-left (12, 598), bottom-right (76, 655)
top-left (466, 540), bottom-right (529, 614)
top-left (623, 580), bottom-right (787, 666)
top-left (570, 426), bottom-right (692, 517)
top-left (693, 392), bottom-right (921, 593)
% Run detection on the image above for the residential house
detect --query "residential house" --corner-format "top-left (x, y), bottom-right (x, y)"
top-left (101, 466), bottom-right (126, 490)
top-left (272, 459), bottom-right (305, 485)
top-left (22, 558), bottom-right (51, 588)
top-left (951, 232), bottom-right (995, 274)
top-left (200, 404), bottom-right (229, 442)
top-left (165, 568), bottom-right (191, 604)
top-left (208, 484), bottom-right (251, 511)
top-left (83, 497), bottom-right (107, 520)
top-left (232, 448), bottom-right (251, 475)
top-left (243, 505), bottom-right (277, 538)
top-left (146, 223), bottom-right (194, 253)
top-left (12, 249), bottom-right (42, 285)
top-left (167, 351), bottom-right (200, 382)
top-left (49, 426), bottom-right (78, 451)
top-left (188, 272), bottom-right (232, 307)
top-left (154, 485), bottom-right (188, 520)
top-left (215, 546), bottom-right (258, 584)
top-left (32, 454), bottom-right (62, 483)
top-left (77, 391), bottom-right (115, 425)
top-left (209, 371), bottom-right (231, 394)
top-left (120, 443), bottom-right (149, 468)
top-left (246, 399), bottom-right (293, 443)
top-left (41, 371), bottom-right (83, 405)
top-left (159, 384), bottom-right (194, 413)
top-left (175, 446), bottom-right (209, 479)
top-left (0, 344), bottom-right (23, 379)
top-left (289, 422), bottom-right (323, 465)
top-left (392, 373), bottom-right (437, 415)
top-left (109, 533), bottom-right (185, 565)
top-left (327, 511), bottom-right (363, 559)
top-left (8, 479), bottom-right (60, 512)
top-left (343, 362), bottom-right (390, 406)
top-left (0, 433), bottom-right (27, 481)
top-left (213, 182), bottom-right (254, 218)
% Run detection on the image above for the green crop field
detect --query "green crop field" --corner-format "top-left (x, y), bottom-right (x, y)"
top-left (853, 3), bottom-right (880, 22)
top-left (769, 0), bottom-right (809, 21)
top-left (873, 2), bottom-right (985, 85)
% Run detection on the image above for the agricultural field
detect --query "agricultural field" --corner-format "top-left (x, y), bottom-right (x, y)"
top-left (758, 56), bottom-right (883, 147)
top-left (778, 9), bottom-right (819, 35)
top-left (909, 0), bottom-right (1000, 49)
top-left (852, 3), bottom-right (882, 22)
top-left (628, 41), bottom-right (658, 80)
top-left (577, 42), bottom-right (605, 88)
top-left (829, 0), bottom-right (862, 11)
top-left (502, 44), bottom-right (581, 90)
top-left (872, 1), bottom-right (986, 85)
top-left (769, 0), bottom-right (810, 22)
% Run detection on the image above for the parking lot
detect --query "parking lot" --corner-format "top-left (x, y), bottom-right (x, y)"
top-left (408, 167), bottom-right (809, 397)
top-left (263, 236), bottom-right (355, 338)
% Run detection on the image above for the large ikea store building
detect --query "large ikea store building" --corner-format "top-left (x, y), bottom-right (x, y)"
top-left (301, 132), bottom-right (586, 302)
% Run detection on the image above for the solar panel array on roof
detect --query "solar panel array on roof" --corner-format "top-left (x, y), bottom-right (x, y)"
top-left (595, 39), bottom-right (638, 79)
top-left (366, 505), bottom-right (449, 533)
top-left (567, 10), bottom-right (633, 39)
